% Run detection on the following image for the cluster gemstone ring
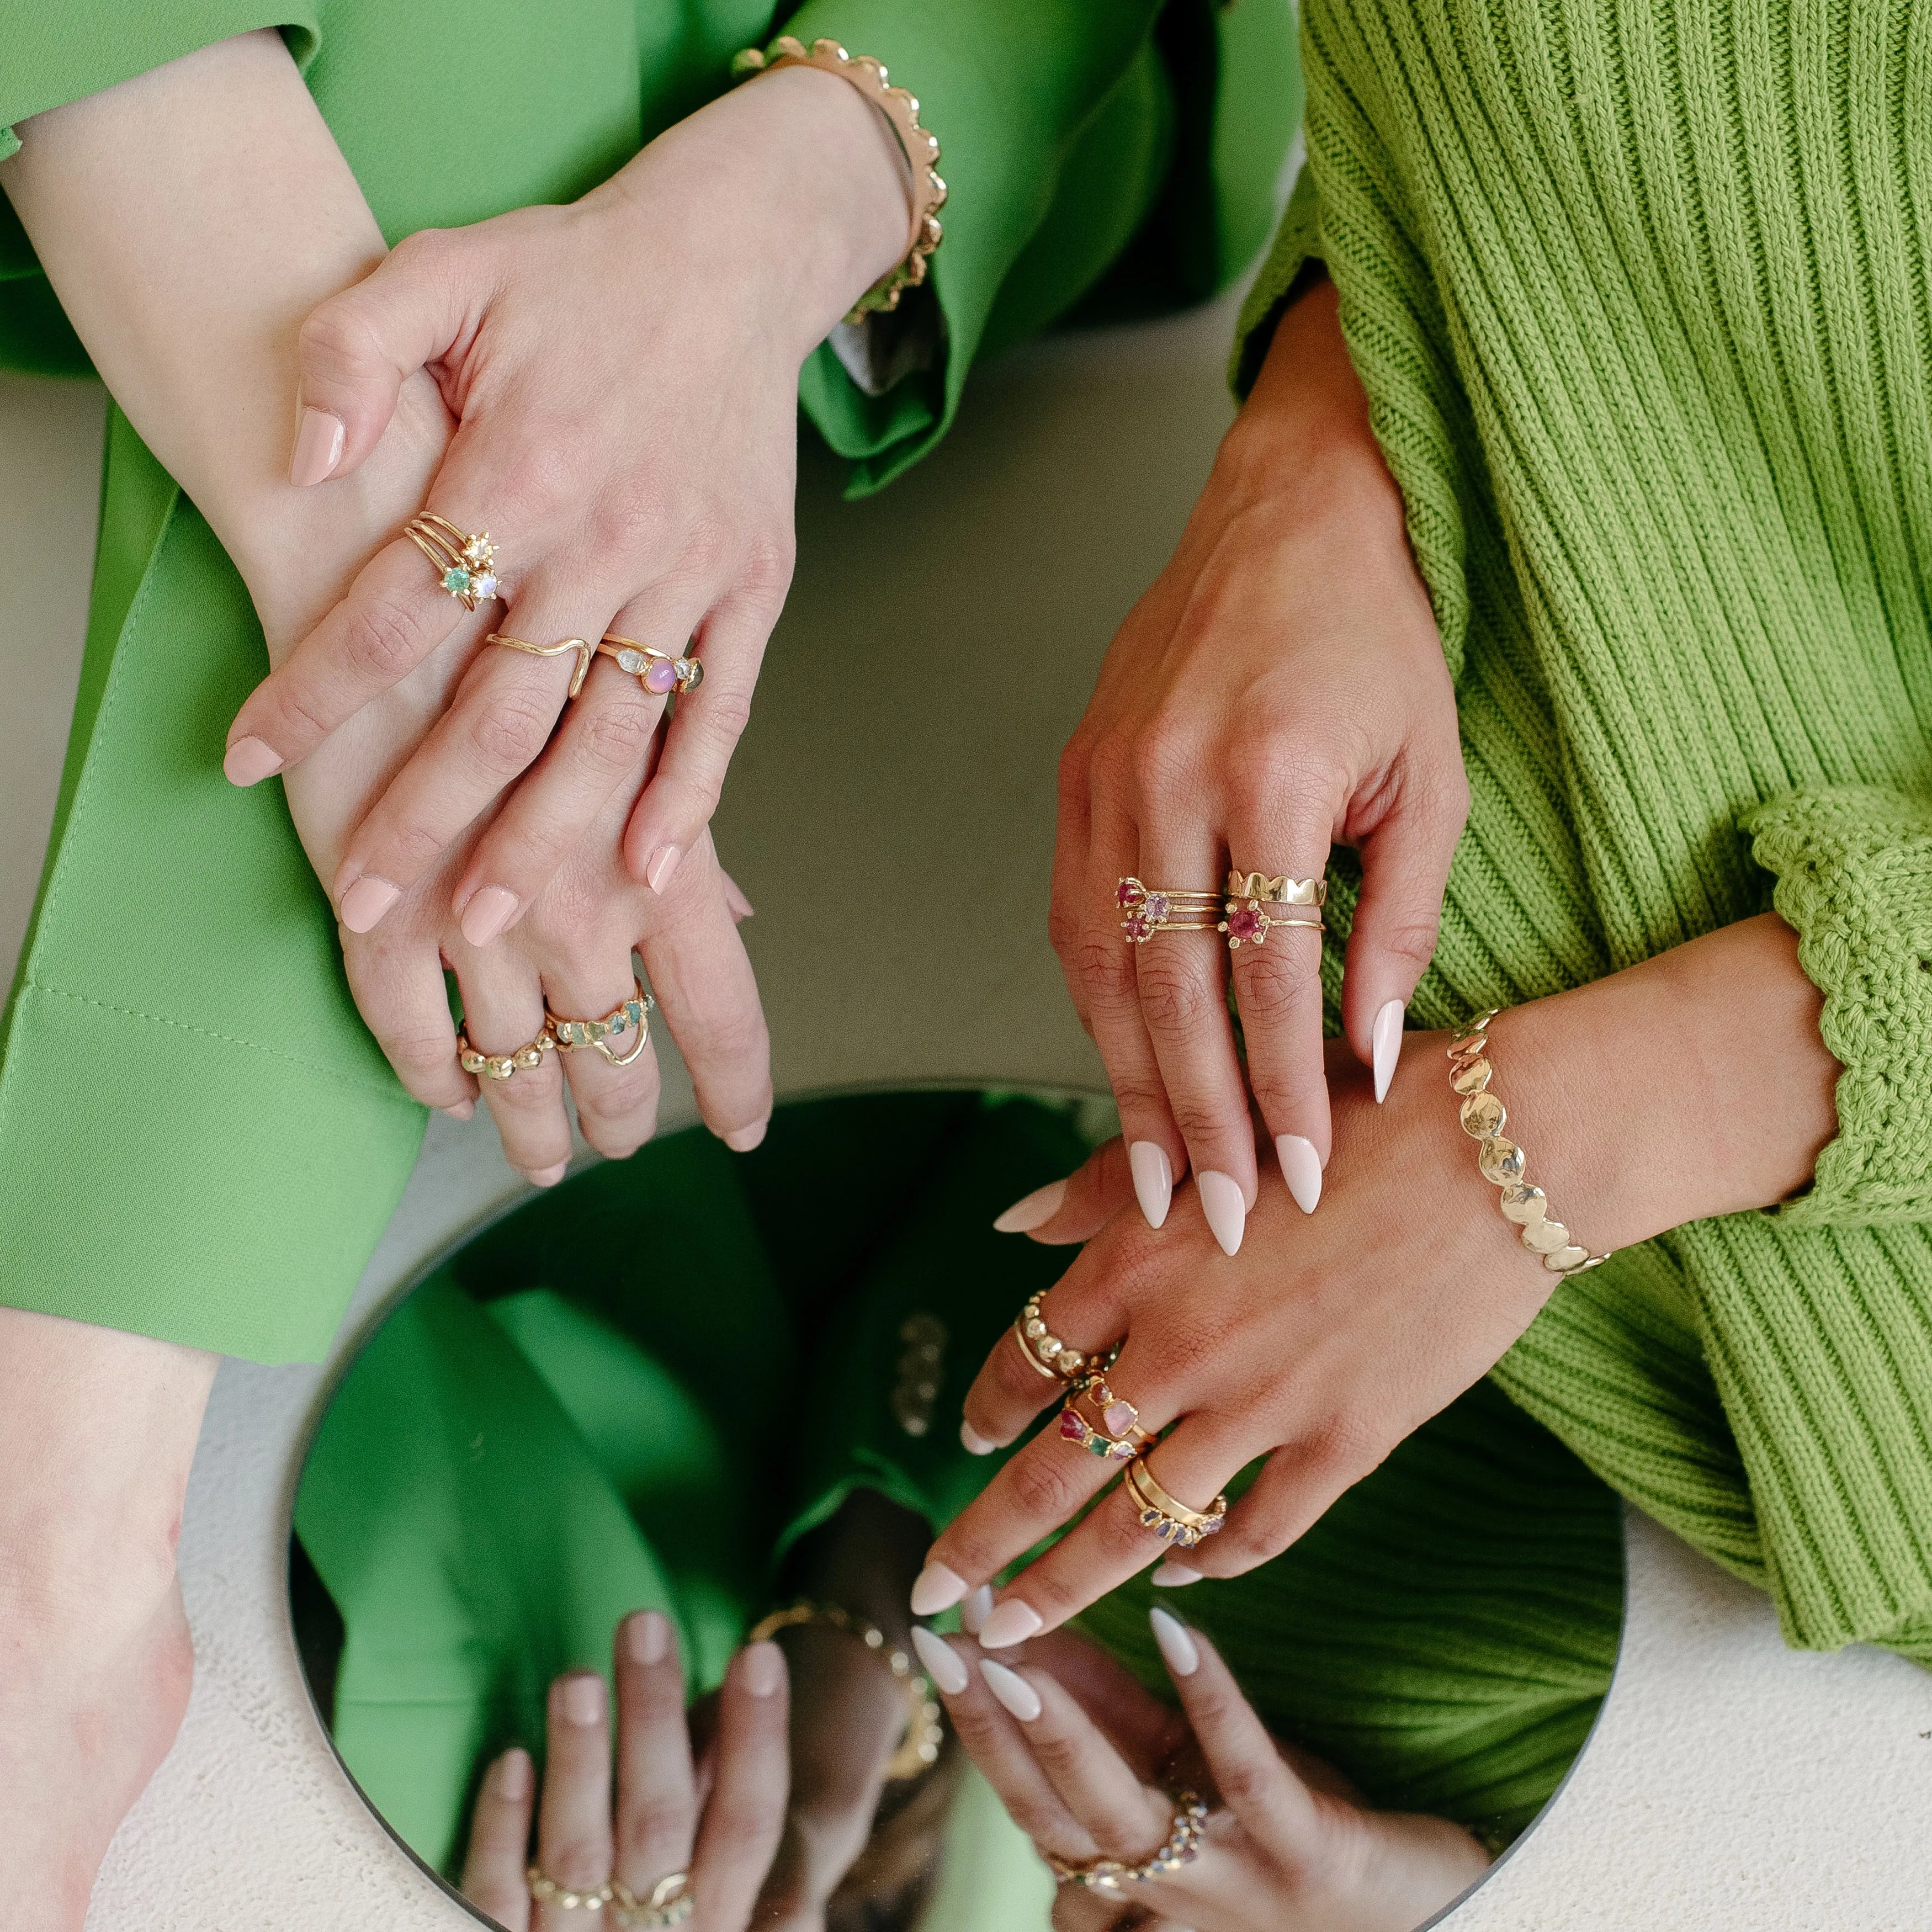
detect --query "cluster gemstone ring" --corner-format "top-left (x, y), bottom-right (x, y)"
top-left (599, 634), bottom-right (703, 696)
top-left (405, 513), bottom-right (502, 612)
top-left (546, 979), bottom-right (654, 1068)
top-left (1116, 878), bottom-right (1222, 944)
top-left (1059, 1372), bottom-right (1159, 1462)
top-left (1219, 868), bottom-right (1327, 949)
top-left (1124, 1459), bottom-right (1228, 1549)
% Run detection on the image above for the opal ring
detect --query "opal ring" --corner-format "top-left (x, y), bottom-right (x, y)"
top-left (1219, 870), bottom-right (1327, 950)
top-left (1124, 1459), bottom-right (1227, 1549)
top-left (458, 1027), bottom-right (555, 1082)
top-left (1115, 878), bottom-right (1222, 945)
top-left (600, 634), bottom-right (703, 696)
top-left (546, 978), bottom-right (654, 1067)
top-left (1059, 1372), bottom-right (1159, 1462)
top-left (405, 513), bottom-right (502, 612)
top-left (486, 633), bottom-right (594, 699)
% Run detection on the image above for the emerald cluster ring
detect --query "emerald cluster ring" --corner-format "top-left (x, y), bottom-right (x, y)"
top-left (405, 512), bottom-right (502, 612)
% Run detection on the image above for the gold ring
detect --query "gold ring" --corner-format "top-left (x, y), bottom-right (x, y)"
top-left (1124, 1458), bottom-right (1227, 1551)
top-left (546, 978), bottom-right (655, 1068)
top-left (1013, 1292), bottom-right (1107, 1382)
top-left (458, 1026), bottom-right (555, 1082)
top-left (1116, 878), bottom-right (1223, 945)
top-left (599, 635), bottom-right (703, 696)
top-left (486, 633), bottom-right (594, 699)
top-left (1046, 1792), bottom-right (1209, 1888)
top-left (1226, 871), bottom-right (1326, 906)
top-left (611, 1871), bottom-right (694, 1928)
top-left (1058, 1371), bottom-right (1159, 1462)
top-left (405, 513), bottom-right (501, 612)
top-left (526, 1865), bottom-right (612, 1911)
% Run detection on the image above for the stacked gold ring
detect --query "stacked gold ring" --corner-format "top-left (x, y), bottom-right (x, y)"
top-left (1219, 869), bottom-right (1327, 950)
top-left (1124, 1459), bottom-right (1228, 1550)
top-left (406, 513), bottom-right (501, 612)
top-left (548, 979), bottom-right (655, 1068)
top-left (459, 1027), bottom-right (555, 1082)
top-left (526, 1866), bottom-right (612, 1912)
top-left (1048, 1792), bottom-right (1209, 1889)
top-left (1012, 1292), bottom-right (1107, 1382)
top-left (1058, 1372), bottom-right (1160, 1462)
top-left (599, 635), bottom-right (703, 697)
top-left (1116, 878), bottom-right (1223, 944)
top-left (611, 1872), bottom-right (695, 1928)
top-left (486, 633), bottom-right (594, 699)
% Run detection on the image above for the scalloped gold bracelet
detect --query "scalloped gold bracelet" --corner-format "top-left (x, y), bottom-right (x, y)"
top-left (730, 35), bottom-right (945, 320)
top-left (1448, 1011), bottom-right (1611, 1278)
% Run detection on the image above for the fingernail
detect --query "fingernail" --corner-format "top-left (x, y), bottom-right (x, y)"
top-left (741, 1640), bottom-right (785, 1697)
top-left (960, 1421), bottom-right (996, 1456)
top-left (721, 874), bottom-right (756, 921)
top-left (976, 1599), bottom-right (1043, 1651)
top-left (960, 1584), bottom-right (994, 1636)
top-left (1149, 1606), bottom-right (1199, 1678)
top-left (1197, 1171), bottom-right (1247, 1256)
top-left (338, 874), bottom-right (400, 933)
top-left (460, 885), bottom-right (519, 948)
top-left (993, 1177), bottom-right (1065, 1234)
top-left (1373, 999), bottom-right (1405, 1103)
top-left (441, 1100), bottom-right (475, 1121)
top-left (910, 1625), bottom-right (970, 1696)
top-left (496, 1747), bottom-right (533, 1801)
top-left (645, 844), bottom-right (682, 894)
top-left (979, 1658), bottom-right (1043, 1721)
top-left (528, 1161), bottom-right (569, 1188)
top-left (910, 1562), bottom-right (969, 1617)
top-left (721, 1117), bottom-right (768, 1153)
top-left (560, 1674), bottom-right (605, 1726)
top-left (627, 1609), bottom-right (670, 1666)
top-left (223, 735), bottom-right (284, 787)
top-left (1128, 1141), bottom-right (1172, 1230)
top-left (289, 406), bottom-right (346, 487)
top-left (1151, 1562), bottom-right (1203, 1588)
top-left (1276, 1135), bottom-right (1323, 1214)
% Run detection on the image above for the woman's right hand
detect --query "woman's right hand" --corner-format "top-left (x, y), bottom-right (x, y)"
top-left (461, 1616), bottom-right (790, 1932)
top-left (1053, 277), bottom-right (1466, 1253)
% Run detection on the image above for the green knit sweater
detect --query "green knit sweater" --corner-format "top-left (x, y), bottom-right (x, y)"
top-left (1236, 0), bottom-right (1932, 1664)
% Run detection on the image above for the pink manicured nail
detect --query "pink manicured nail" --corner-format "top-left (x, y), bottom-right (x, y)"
top-left (976, 1599), bottom-right (1042, 1650)
top-left (645, 844), bottom-right (682, 894)
top-left (960, 1584), bottom-right (994, 1636)
top-left (979, 1659), bottom-right (1043, 1722)
top-left (1128, 1141), bottom-right (1172, 1229)
top-left (1197, 1171), bottom-right (1247, 1256)
top-left (910, 1562), bottom-right (968, 1617)
top-left (495, 1748), bottom-right (533, 1801)
top-left (1277, 1135), bottom-right (1323, 1214)
top-left (1151, 1562), bottom-right (1202, 1588)
top-left (460, 885), bottom-right (519, 948)
top-left (1149, 1607), bottom-right (1199, 1678)
top-left (1373, 999), bottom-right (1405, 1103)
top-left (290, 406), bottom-right (346, 487)
top-left (559, 1674), bottom-right (605, 1726)
top-left (993, 1178), bottom-right (1065, 1234)
top-left (911, 1625), bottom-right (970, 1696)
top-left (223, 735), bottom-right (284, 787)
top-left (627, 1609), bottom-right (670, 1666)
top-left (338, 875), bottom-right (400, 933)
top-left (721, 873), bottom-right (755, 920)
top-left (741, 1641), bottom-right (785, 1697)
top-left (960, 1421), bottom-right (996, 1456)
top-left (722, 1117), bottom-right (768, 1153)
top-left (441, 1100), bottom-right (475, 1122)
top-left (529, 1161), bottom-right (568, 1188)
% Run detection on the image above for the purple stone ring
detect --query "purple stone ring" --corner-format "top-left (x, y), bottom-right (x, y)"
top-left (1115, 877), bottom-right (1223, 945)
top-left (597, 634), bottom-right (703, 698)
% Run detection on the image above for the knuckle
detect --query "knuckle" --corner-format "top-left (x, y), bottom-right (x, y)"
top-left (1374, 913), bottom-right (1445, 975)
top-left (1128, 731), bottom-right (1196, 805)
top-left (1006, 1451), bottom-right (1082, 1527)
top-left (544, 1829), bottom-right (609, 1888)
top-left (468, 683), bottom-right (558, 775)
top-left (1071, 935), bottom-right (1134, 1006)
top-left (576, 688), bottom-right (657, 775)
top-left (1232, 946), bottom-right (1317, 1031)
top-left (735, 527), bottom-right (797, 607)
top-left (1134, 953), bottom-right (1218, 1036)
top-left (687, 683), bottom-right (753, 754)
top-left (296, 297), bottom-right (382, 382)
top-left (1214, 1748), bottom-right (1283, 1817)
top-left (339, 593), bottom-right (430, 688)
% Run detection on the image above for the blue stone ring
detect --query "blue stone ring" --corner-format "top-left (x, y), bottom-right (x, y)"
top-left (405, 512), bottom-right (501, 613)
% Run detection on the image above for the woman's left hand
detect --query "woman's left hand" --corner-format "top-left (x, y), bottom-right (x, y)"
top-left (917, 1618), bottom-right (1485, 1931)
top-left (224, 62), bottom-right (911, 942)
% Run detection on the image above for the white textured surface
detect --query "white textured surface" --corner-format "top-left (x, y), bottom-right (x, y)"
top-left (2, 293), bottom-right (1925, 1928)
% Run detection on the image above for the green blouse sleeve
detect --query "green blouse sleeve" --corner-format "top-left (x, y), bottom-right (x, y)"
top-left (1741, 785), bottom-right (1932, 1229)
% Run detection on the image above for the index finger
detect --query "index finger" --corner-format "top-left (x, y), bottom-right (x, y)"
top-left (690, 1643), bottom-right (790, 1930)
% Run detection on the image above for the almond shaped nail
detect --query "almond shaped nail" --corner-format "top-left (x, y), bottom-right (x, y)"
top-left (1373, 999), bottom-right (1406, 1103)
top-left (1197, 1170), bottom-right (1248, 1256)
top-left (976, 1599), bottom-right (1042, 1650)
top-left (910, 1625), bottom-right (969, 1696)
top-left (289, 406), bottom-right (346, 487)
top-left (1128, 1140), bottom-right (1173, 1229)
top-left (978, 1658), bottom-right (1043, 1721)
top-left (993, 1177), bottom-right (1066, 1234)
top-left (1149, 1605), bottom-right (1199, 1678)
top-left (1276, 1134), bottom-right (1323, 1214)
top-left (910, 1562), bottom-right (968, 1617)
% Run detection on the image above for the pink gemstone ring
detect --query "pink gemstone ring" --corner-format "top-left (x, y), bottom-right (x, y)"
top-left (598, 634), bottom-right (703, 697)
top-left (1218, 894), bottom-right (1326, 950)
top-left (1059, 1373), bottom-right (1159, 1462)
top-left (1116, 877), bottom-right (1223, 945)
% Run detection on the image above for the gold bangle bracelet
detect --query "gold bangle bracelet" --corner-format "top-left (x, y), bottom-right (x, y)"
top-left (1448, 1010), bottom-right (1611, 1278)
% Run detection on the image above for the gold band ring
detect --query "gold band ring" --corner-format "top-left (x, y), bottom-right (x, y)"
top-left (405, 513), bottom-right (501, 612)
top-left (1124, 1458), bottom-right (1228, 1551)
top-left (486, 633), bottom-right (594, 699)
top-left (1059, 1372), bottom-right (1159, 1462)
top-left (458, 1027), bottom-right (555, 1082)
top-left (1047, 1792), bottom-right (1210, 1889)
top-left (1013, 1292), bottom-right (1106, 1382)
top-left (611, 1872), bottom-right (695, 1928)
top-left (1116, 878), bottom-right (1223, 946)
top-left (526, 1865), bottom-right (613, 1911)
top-left (1226, 871), bottom-right (1326, 906)
top-left (546, 979), bottom-right (655, 1068)
top-left (599, 635), bottom-right (703, 697)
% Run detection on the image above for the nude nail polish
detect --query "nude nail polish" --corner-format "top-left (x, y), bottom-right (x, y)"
top-left (1128, 1140), bottom-right (1172, 1229)
top-left (1197, 1171), bottom-right (1247, 1256)
top-left (1151, 1562), bottom-right (1203, 1588)
top-left (1373, 999), bottom-right (1406, 1103)
top-left (645, 844), bottom-right (682, 894)
top-left (559, 1674), bottom-right (605, 1726)
top-left (910, 1562), bottom-right (969, 1617)
top-left (993, 1178), bottom-right (1065, 1234)
top-left (1149, 1606), bottom-right (1199, 1678)
top-left (1276, 1135), bottom-right (1323, 1214)
top-left (911, 1625), bottom-right (970, 1696)
top-left (741, 1640), bottom-right (785, 1697)
top-left (960, 1585), bottom-right (994, 1636)
top-left (223, 735), bottom-right (284, 787)
top-left (460, 885), bottom-right (519, 948)
top-left (338, 875), bottom-right (400, 934)
top-left (441, 1100), bottom-right (475, 1122)
top-left (979, 1658), bottom-right (1042, 1721)
top-left (495, 1748), bottom-right (533, 1801)
top-left (627, 1609), bottom-right (670, 1665)
top-left (960, 1421), bottom-right (996, 1456)
top-left (976, 1599), bottom-right (1043, 1650)
top-left (722, 1117), bottom-right (768, 1153)
top-left (528, 1162), bottom-right (568, 1188)
top-left (290, 406), bottom-right (345, 487)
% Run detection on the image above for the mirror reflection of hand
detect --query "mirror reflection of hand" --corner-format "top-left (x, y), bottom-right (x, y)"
top-left (460, 1614), bottom-right (789, 1932)
top-left (915, 1618), bottom-right (1486, 1932)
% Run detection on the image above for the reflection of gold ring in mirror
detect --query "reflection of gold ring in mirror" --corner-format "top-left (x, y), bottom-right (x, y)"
top-left (747, 1602), bottom-right (943, 1780)
top-left (547, 978), bottom-right (654, 1066)
top-left (611, 1870), bottom-right (693, 1928)
top-left (1047, 1791), bottom-right (1210, 1888)
top-left (1058, 1372), bottom-right (1158, 1462)
top-left (1124, 1458), bottom-right (1227, 1549)
top-left (526, 1864), bottom-right (614, 1910)
top-left (457, 1025), bottom-right (555, 1081)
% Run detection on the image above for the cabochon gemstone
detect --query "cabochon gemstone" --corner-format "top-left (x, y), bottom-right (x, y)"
top-left (644, 659), bottom-right (678, 694)
top-left (473, 572), bottom-right (498, 600)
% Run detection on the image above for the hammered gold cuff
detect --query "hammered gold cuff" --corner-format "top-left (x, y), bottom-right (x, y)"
top-left (1448, 1010), bottom-right (1610, 1278)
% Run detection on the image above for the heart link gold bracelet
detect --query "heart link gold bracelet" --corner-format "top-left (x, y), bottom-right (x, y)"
top-left (1448, 1011), bottom-right (1610, 1278)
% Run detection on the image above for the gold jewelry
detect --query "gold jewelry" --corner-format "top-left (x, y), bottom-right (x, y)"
top-left (486, 633), bottom-right (594, 699)
top-left (547, 979), bottom-right (654, 1067)
top-left (405, 513), bottom-right (501, 611)
top-left (1227, 871), bottom-right (1326, 906)
top-left (599, 636), bottom-right (703, 697)
top-left (1448, 1010), bottom-right (1611, 1278)
top-left (746, 1603), bottom-right (943, 1780)
top-left (730, 36), bottom-right (944, 320)
top-left (1059, 1372), bottom-right (1159, 1462)
top-left (1116, 878), bottom-right (1223, 944)
top-left (526, 1866), bottom-right (613, 1911)
top-left (1013, 1292), bottom-right (1108, 1382)
top-left (1047, 1792), bottom-right (1210, 1888)
top-left (611, 1872), bottom-right (694, 1929)
top-left (1124, 1458), bottom-right (1227, 1551)
top-left (458, 1026), bottom-right (555, 1082)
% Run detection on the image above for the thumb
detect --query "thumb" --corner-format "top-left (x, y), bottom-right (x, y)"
top-left (991, 1137), bottom-right (1137, 1245)
top-left (288, 228), bottom-right (471, 486)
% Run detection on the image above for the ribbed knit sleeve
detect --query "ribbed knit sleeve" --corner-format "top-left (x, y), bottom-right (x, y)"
top-left (1742, 788), bottom-right (1932, 1228)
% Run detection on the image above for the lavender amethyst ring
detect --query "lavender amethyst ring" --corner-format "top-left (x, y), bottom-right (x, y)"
top-left (1115, 877), bottom-right (1222, 945)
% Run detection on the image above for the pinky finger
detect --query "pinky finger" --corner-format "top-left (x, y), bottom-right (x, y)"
top-left (460, 1748), bottom-right (536, 1931)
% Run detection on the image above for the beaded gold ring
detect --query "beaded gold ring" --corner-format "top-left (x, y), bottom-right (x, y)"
top-left (1047, 1792), bottom-right (1210, 1888)
top-left (526, 1866), bottom-right (613, 1912)
top-left (458, 1027), bottom-right (555, 1082)
top-left (1012, 1292), bottom-right (1110, 1383)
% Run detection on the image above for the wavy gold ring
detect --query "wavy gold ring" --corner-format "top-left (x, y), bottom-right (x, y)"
top-left (486, 633), bottom-right (593, 699)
